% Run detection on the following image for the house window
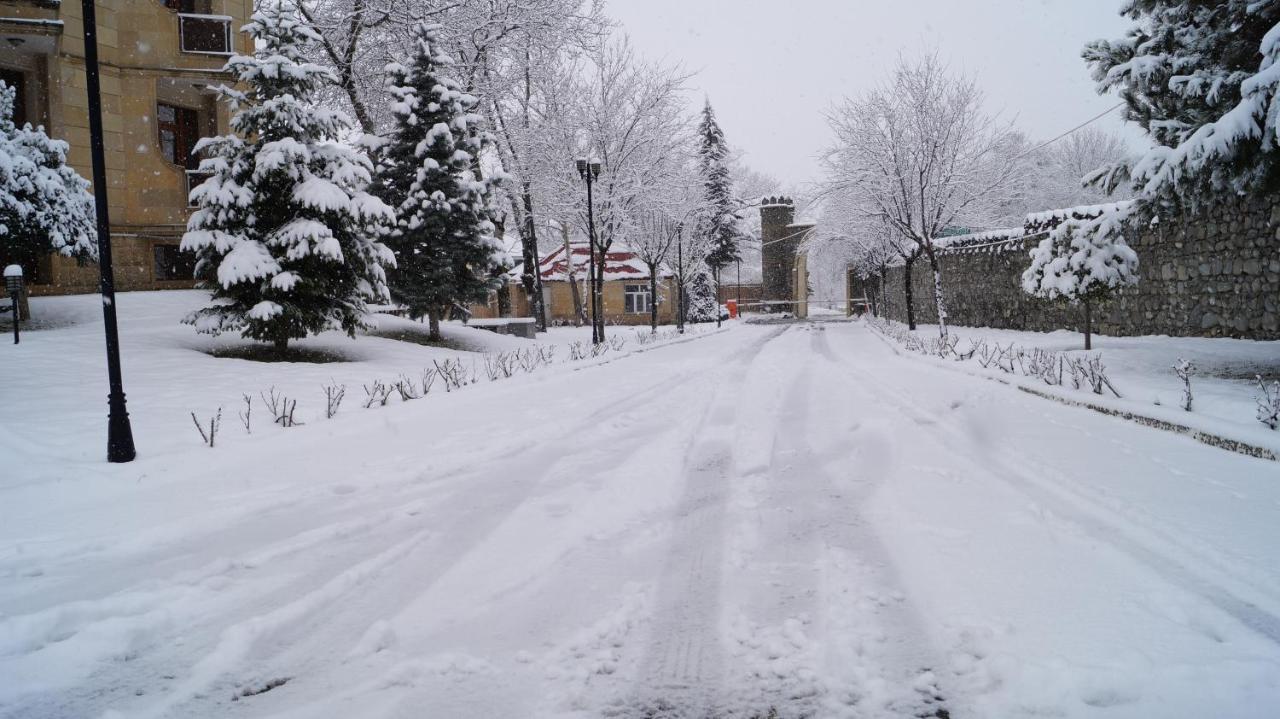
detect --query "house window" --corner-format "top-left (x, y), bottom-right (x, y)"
top-left (157, 102), bottom-right (201, 169)
top-left (624, 284), bottom-right (650, 314)
top-left (0, 68), bottom-right (27, 128)
top-left (153, 244), bottom-right (195, 281)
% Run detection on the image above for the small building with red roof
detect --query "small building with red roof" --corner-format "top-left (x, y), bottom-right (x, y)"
top-left (470, 242), bottom-right (679, 327)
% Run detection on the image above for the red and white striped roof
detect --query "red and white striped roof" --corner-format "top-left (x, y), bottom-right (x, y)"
top-left (533, 243), bottom-right (672, 282)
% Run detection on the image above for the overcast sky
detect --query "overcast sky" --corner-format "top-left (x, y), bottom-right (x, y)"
top-left (607, 0), bottom-right (1147, 188)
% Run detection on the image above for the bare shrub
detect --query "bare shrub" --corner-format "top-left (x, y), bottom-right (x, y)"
top-left (191, 407), bottom-right (222, 447)
top-left (324, 382), bottom-right (346, 418)
top-left (363, 380), bottom-right (392, 408)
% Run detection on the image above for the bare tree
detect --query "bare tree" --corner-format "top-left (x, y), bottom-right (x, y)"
top-left (533, 38), bottom-right (694, 341)
top-left (822, 54), bottom-right (1025, 338)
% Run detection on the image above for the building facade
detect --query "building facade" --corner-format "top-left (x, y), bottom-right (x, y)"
top-left (1, 0), bottom-right (251, 295)
top-left (471, 243), bottom-right (681, 327)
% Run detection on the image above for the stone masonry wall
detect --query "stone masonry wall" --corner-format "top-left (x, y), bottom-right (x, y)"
top-left (879, 193), bottom-right (1280, 340)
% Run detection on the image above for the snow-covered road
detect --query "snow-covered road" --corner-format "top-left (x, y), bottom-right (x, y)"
top-left (3, 322), bottom-right (1279, 718)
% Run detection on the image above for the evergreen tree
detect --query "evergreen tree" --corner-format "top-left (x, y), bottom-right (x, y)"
top-left (1022, 203), bottom-right (1139, 350)
top-left (181, 5), bottom-right (395, 353)
top-left (686, 263), bottom-right (719, 322)
top-left (373, 23), bottom-right (505, 341)
top-left (1084, 1), bottom-right (1280, 203)
top-left (698, 100), bottom-right (740, 273)
top-left (0, 80), bottom-right (96, 278)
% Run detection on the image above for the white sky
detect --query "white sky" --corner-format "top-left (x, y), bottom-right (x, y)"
top-left (607, 0), bottom-right (1147, 188)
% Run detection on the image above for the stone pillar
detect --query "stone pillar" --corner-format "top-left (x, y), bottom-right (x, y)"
top-left (760, 196), bottom-right (797, 311)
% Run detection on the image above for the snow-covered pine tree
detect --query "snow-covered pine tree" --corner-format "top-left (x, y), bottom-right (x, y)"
top-left (0, 80), bottom-right (96, 283)
top-left (1021, 202), bottom-right (1139, 350)
top-left (698, 100), bottom-right (740, 275)
top-left (373, 23), bottom-right (505, 341)
top-left (181, 4), bottom-right (395, 353)
top-left (685, 263), bottom-right (719, 323)
top-left (1084, 1), bottom-right (1280, 204)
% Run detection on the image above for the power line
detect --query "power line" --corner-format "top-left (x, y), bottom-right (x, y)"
top-left (1015, 102), bottom-right (1125, 161)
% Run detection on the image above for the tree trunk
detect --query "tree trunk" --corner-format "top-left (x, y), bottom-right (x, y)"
top-left (925, 247), bottom-right (948, 339)
top-left (1084, 299), bottom-right (1092, 351)
top-left (428, 308), bottom-right (442, 342)
top-left (903, 256), bottom-right (917, 330)
top-left (273, 336), bottom-right (288, 354)
top-left (649, 270), bottom-right (658, 332)
top-left (880, 264), bottom-right (890, 317)
top-left (868, 280), bottom-right (879, 317)
top-left (518, 184), bottom-right (547, 331)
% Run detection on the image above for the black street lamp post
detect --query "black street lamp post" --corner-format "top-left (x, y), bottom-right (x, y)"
top-left (82, 0), bottom-right (136, 463)
top-left (575, 157), bottom-right (603, 344)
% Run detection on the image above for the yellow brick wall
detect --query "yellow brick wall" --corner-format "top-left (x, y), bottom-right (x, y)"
top-left (6, 0), bottom-right (253, 295)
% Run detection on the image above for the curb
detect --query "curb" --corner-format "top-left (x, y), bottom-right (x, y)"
top-left (864, 323), bottom-right (1278, 463)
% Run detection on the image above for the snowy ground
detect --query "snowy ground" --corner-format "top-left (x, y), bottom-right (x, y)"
top-left (886, 322), bottom-right (1280, 456)
top-left (2, 293), bottom-right (1279, 718)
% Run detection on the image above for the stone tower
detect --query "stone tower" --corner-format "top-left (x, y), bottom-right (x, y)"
top-left (759, 196), bottom-right (811, 316)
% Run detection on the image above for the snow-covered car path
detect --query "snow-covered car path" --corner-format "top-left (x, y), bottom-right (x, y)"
top-left (3, 322), bottom-right (1280, 718)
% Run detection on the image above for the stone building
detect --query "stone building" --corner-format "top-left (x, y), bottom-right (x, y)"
top-left (759, 196), bottom-right (810, 318)
top-left (1, 0), bottom-right (251, 295)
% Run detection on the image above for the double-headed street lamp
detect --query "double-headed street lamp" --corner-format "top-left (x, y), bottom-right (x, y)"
top-left (83, 0), bottom-right (136, 462)
top-left (575, 157), bottom-right (603, 344)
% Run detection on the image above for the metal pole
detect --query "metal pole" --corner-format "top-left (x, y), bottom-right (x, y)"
top-left (736, 258), bottom-right (741, 316)
top-left (9, 291), bottom-right (17, 345)
top-left (82, 0), bottom-right (136, 463)
top-left (585, 170), bottom-right (601, 344)
top-left (676, 227), bottom-right (684, 333)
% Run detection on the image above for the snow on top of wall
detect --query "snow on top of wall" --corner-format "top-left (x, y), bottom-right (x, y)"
top-left (934, 228), bottom-right (1024, 251)
top-left (1024, 200), bottom-right (1135, 228)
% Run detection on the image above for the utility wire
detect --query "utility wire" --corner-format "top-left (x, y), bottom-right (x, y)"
top-left (1013, 102), bottom-right (1126, 162)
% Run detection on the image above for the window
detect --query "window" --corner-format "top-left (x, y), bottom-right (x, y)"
top-left (0, 68), bottom-right (27, 128)
top-left (153, 244), bottom-right (195, 281)
top-left (157, 102), bottom-right (201, 169)
top-left (624, 284), bottom-right (650, 314)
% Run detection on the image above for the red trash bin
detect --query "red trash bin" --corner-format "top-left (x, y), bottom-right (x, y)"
top-left (726, 300), bottom-right (738, 318)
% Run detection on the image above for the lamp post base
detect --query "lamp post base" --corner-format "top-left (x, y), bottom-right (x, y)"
top-left (107, 392), bottom-right (136, 463)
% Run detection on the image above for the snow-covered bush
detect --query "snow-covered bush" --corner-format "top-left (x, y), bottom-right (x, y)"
top-left (1173, 358), bottom-right (1196, 412)
top-left (181, 6), bottom-right (395, 353)
top-left (1022, 202), bottom-right (1139, 350)
top-left (372, 24), bottom-right (505, 342)
top-left (0, 80), bottom-right (96, 279)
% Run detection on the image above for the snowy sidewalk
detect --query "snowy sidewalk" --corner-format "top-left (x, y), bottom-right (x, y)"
top-left (2, 320), bottom-right (1279, 718)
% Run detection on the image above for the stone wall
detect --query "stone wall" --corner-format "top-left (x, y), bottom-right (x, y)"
top-left (877, 194), bottom-right (1280, 340)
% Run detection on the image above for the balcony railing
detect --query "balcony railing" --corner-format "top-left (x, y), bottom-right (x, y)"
top-left (178, 13), bottom-right (232, 55)
top-left (185, 170), bottom-right (213, 207)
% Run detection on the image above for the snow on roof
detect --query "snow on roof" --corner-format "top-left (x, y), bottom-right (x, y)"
top-left (533, 243), bottom-right (672, 282)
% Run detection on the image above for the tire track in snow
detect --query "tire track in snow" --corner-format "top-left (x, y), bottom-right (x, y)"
top-left (8, 340), bottom-right (743, 719)
top-left (830, 324), bottom-right (1280, 650)
top-left (805, 326), bottom-right (953, 718)
top-left (623, 326), bottom-right (790, 718)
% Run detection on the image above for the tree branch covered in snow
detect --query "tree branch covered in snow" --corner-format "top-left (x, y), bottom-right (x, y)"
top-left (1084, 0), bottom-right (1280, 205)
top-left (0, 81), bottom-right (97, 274)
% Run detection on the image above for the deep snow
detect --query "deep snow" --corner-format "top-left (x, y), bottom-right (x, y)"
top-left (2, 293), bottom-right (1279, 718)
